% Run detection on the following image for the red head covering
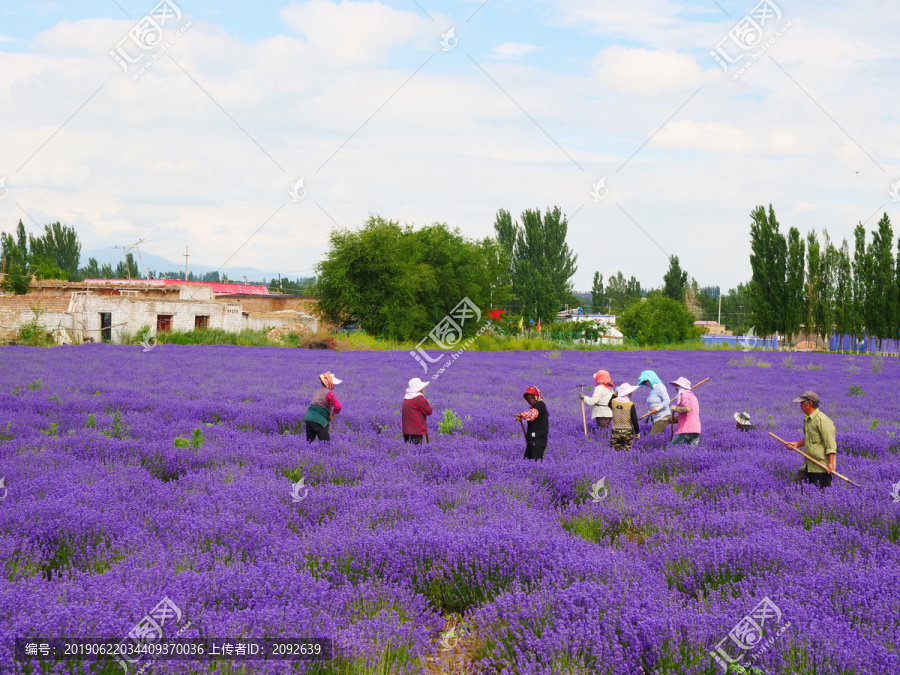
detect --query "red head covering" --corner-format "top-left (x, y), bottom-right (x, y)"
top-left (594, 370), bottom-right (614, 391)
top-left (523, 386), bottom-right (543, 401)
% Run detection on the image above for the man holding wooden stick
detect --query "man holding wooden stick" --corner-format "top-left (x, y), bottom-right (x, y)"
top-left (785, 391), bottom-right (837, 489)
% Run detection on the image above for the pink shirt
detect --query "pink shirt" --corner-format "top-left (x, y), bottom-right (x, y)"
top-left (675, 390), bottom-right (701, 434)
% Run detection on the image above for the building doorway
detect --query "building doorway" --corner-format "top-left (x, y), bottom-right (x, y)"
top-left (100, 313), bottom-right (112, 343)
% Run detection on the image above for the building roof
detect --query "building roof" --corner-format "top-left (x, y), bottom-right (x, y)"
top-left (694, 320), bottom-right (720, 325)
top-left (83, 278), bottom-right (269, 296)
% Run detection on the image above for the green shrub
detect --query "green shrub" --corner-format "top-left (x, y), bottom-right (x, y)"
top-left (617, 296), bottom-right (704, 346)
top-left (847, 384), bottom-right (864, 397)
top-left (439, 409), bottom-right (464, 435)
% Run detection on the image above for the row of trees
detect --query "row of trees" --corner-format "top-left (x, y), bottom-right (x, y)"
top-left (315, 208), bottom-right (583, 340)
top-left (750, 204), bottom-right (898, 342)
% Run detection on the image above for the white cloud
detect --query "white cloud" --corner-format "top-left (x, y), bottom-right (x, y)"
top-left (279, 0), bottom-right (432, 67)
top-left (492, 42), bottom-right (540, 60)
top-left (0, 1), bottom-right (897, 291)
top-left (592, 45), bottom-right (704, 96)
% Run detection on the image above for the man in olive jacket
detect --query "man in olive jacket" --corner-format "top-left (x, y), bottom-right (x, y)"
top-left (786, 390), bottom-right (837, 489)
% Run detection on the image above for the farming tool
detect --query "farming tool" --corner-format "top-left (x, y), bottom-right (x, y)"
top-left (639, 376), bottom-right (711, 421)
top-left (768, 432), bottom-right (860, 487)
top-left (577, 384), bottom-right (588, 436)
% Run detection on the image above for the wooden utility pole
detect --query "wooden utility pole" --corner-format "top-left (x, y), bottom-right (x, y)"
top-left (184, 246), bottom-right (189, 280)
top-left (718, 292), bottom-right (722, 325)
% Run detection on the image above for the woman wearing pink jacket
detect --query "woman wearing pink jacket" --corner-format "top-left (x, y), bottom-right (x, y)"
top-left (668, 377), bottom-right (701, 446)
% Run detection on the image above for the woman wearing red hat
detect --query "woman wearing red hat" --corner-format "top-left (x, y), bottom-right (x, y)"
top-left (516, 386), bottom-right (549, 460)
top-left (580, 370), bottom-right (614, 430)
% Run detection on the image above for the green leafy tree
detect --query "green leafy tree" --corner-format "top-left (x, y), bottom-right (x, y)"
top-left (662, 255), bottom-right (688, 301)
top-left (852, 223), bottom-right (870, 339)
top-left (81, 257), bottom-right (101, 279)
top-left (748, 204), bottom-right (787, 337)
top-left (494, 206), bottom-right (578, 322)
top-left (618, 295), bottom-right (701, 345)
top-left (869, 214), bottom-right (895, 338)
top-left (804, 229), bottom-right (822, 342)
top-left (590, 272), bottom-right (605, 313)
top-left (100, 263), bottom-right (114, 279)
top-left (819, 230), bottom-right (837, 342)
top-left (316, 215), bottom-right (510, 340)
top-left (783, 227), bottom-right (805, 347)
top-left (28, 222), bottom-right (81, 279)
top-left (834, 239), bottom-right (853, 346)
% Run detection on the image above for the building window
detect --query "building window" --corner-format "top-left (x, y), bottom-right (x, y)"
top-left (157, 315), bottom-right (173, 332)
top-left (194, 315), bottom-right (209, 330)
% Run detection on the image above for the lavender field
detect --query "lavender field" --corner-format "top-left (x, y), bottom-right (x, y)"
top-left (1, 345), bottom-right (899, 675)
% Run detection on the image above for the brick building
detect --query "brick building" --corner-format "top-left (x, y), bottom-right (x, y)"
top-left (0, 279), bottom-right (318, 344)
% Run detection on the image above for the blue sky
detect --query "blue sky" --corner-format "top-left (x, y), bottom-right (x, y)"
top-left (1, 0), bottom-right (898, 290)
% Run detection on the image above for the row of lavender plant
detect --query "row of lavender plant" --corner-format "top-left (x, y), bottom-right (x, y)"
top-left (0, 344), bottom-right (898, 673)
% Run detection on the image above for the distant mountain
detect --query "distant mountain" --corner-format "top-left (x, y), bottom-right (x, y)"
top-left (81, 249), bottom-right (303, 283)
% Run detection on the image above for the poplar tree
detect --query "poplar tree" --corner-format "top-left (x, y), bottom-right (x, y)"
top-left (784, 227), bottom-right (805, 346)
top-left (852, 223), bottom-right (869, 339)
top-left (748, 204), bottom-right (787, 337)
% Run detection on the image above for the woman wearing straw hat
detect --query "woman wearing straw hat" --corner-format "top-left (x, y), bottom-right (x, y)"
top-left (669, 376), bottom-right (701, 446)
top-left (610, 383), bottom-right (641, 451)
top-left (516, 386), bottom-right (549, 460)
top-left (734, 412), bottom-right (756, 432)
top-left (579, 370), bottom-right (615, 430)
top-left (304, 371), bottom-right (343, 442)
top-left (402, 377), bottom-right (433, 444)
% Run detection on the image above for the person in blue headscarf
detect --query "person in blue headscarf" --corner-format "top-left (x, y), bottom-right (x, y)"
top-left (637, 370), bottom-right (672, 436)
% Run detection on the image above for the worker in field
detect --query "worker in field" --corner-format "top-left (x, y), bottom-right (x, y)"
top-left (304, 371), bottom-right (342, 441)
top-left (637, 370), bottom-right (672, 435)
top-left (786, 391), bottom-right (837, 489)
top-left (610, 382), bottom-right (640, 450)
top-left (579, 369), bottom-right (615, 431)
top-left (516, 386), bottom-right (549, 460)
top-left (401, 377), bottom-right (433, 444)
top-left (668, 377), bottom-right (701, 446)
top-left (734, 412), bottom-right (757, 432)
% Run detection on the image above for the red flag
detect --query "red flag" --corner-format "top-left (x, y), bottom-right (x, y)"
top-left (537, 318), bottom-right (541, 332)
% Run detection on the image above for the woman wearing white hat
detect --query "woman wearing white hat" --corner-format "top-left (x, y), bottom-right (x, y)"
top-left (304, 371), bottom-right (343, 442)
top-left (402, 377), bottom-right (433, 444)
top-left (734, 412), bottom-right (756, 432)
top-left (669, 377), bottom-right (701, 446)
top-left (609, 383), bottom-right (641, 450)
